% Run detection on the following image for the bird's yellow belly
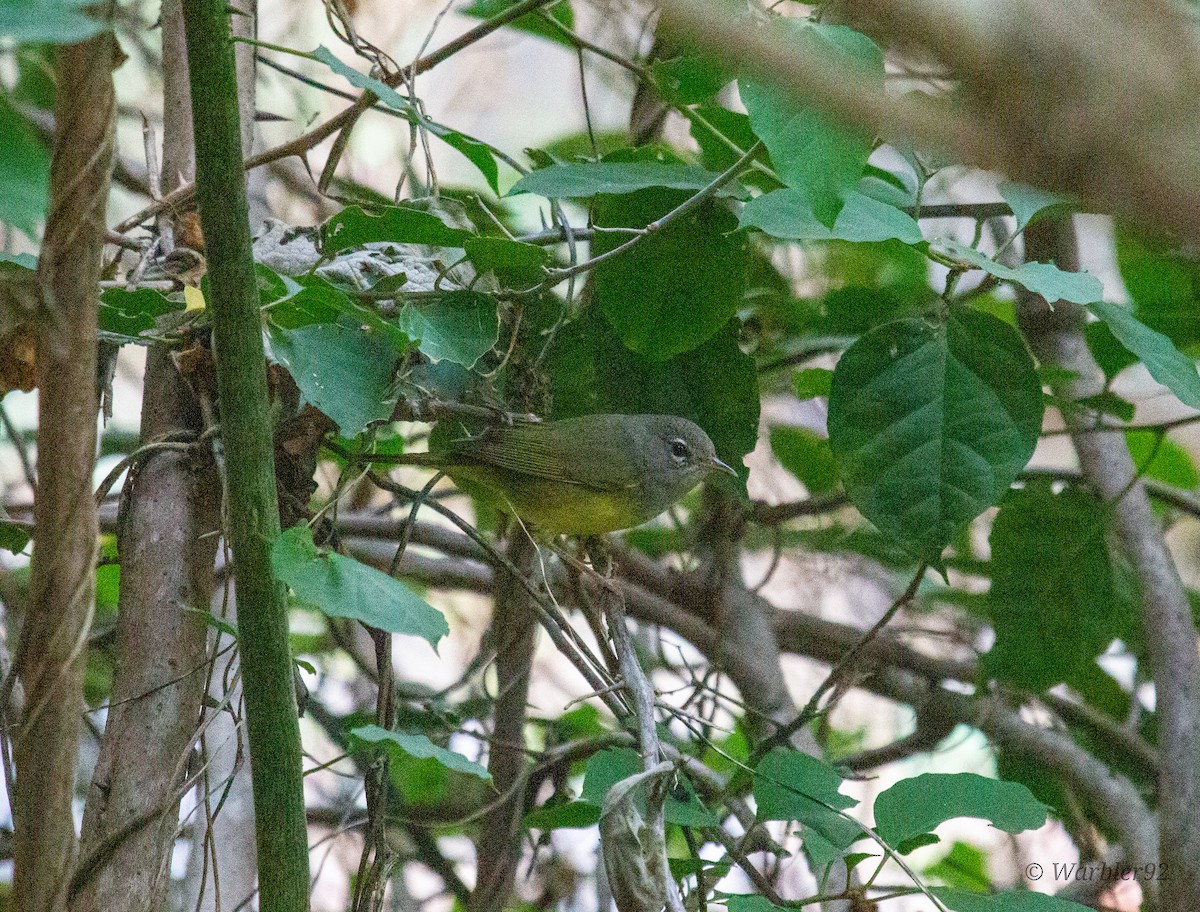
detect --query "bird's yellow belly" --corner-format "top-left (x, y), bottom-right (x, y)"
top-left (447, 466), bottom-right (648, 535)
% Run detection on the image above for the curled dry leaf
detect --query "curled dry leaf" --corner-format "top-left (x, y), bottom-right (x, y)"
top-left (599, 761), bottom-right (675, 912)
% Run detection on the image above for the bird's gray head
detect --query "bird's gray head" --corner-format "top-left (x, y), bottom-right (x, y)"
top-left (637, 415), bottom-right (738, 496)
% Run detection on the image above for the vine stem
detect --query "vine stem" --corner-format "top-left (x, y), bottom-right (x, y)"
top-left (180, 1), bottom-right (310, 908)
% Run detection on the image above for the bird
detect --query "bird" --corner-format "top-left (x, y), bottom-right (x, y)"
top-left (392, 413), bottom-right (738, 536)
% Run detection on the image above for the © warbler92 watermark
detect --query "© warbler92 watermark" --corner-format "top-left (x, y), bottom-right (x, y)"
top-left (1025, 861), bottom-right (1168, 883)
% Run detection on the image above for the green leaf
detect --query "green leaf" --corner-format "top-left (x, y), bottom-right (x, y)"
top-left (524, 800), bottom-right (601, 830)
top-left (690, 105), bottom-right (774, 191)
top-left (0, 0), bottom-right (106, 43)
top-left (592, 187), bottom-right (746, 359)
top-left (581, 747), bottom-right (641, 805)
top-left (1088, 299), bottom-right (1200, 409)
top-left (667, 857), bottom-right (732, 879)
top-left (794, 368), bottom-right (833, 400)
top-left (510, 161), bottom-right (725, 198)
top-left (896, 833), bottom-right (941, 854)
top-left (754, 749), bottom-right (862, 849)
top-left (272, 526), bottom-right (449, 647)
top-left (99, 288), bottom-right (183, 338)
top-left (985, 483), bottom-right (1123, 691)
top-left (0, 252), bottom-right (37, 271)
top-left (182, 607), bottom-right (239, 640)
top-left (1075, 390), bottom-right (1135, 424)
top-left (828, 309), bottom-right (1044, 557)
top-left (740, 188), bottom-right (922, 245)
top-left (462, 236), bottom-right (550, 275)
top-left (322, 204), bottom-right (474, 253)
top-left (770, 426), bottom-right (838, 495)
top-left (740, 21), bottom-right (882, 223)
top-left (801, 823), bottom-right (850, 873)
top-left (396, 291), bottom-right (499, 368)
top-left (934, 888), bottom-right (1093, 912)
top-left (547, 309), bottom-right (759, 486)
top-left (873, 773), bottom-right (1047, 850)
top-left (312, 46), bottom-right (413, 110)
top-left (1127, 430), bottom-right (1198, 489)
top-left (0, 521), bottom-right (30, 554)
top-left (1085, 321), bottom-right (1139, 381)
top-left (0, 94), bottom-right (50, 238)
top-left (726, 895), bottom-right (787, 912)
top-left (998, 181), bottom-right (1072, 234)
top-left (941, 240), bottom-right (1104, 305)
top-left (1116, 230), bottom-right (1200, 348)
top-left (350, 724), bottom-right (490, 779)
top-left (268, 321), bottom-right (398, 435)
top-left (925, 841), bottom-right (993, 892)
top-left (652, 54), bottom-right (732, 105)
top-left (420, 122), bottom-right (501, 194)
top-left (461, 0), bottom-right (574, 47)
top-left (664, 778), bottom-right (719, 827)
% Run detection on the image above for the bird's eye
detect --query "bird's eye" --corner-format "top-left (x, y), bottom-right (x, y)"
top-left (670, 438), bottom-right (689, 461)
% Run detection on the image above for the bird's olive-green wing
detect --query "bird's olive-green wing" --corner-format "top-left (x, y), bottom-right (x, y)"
top-left (450, 419), bottom-right (642, 493)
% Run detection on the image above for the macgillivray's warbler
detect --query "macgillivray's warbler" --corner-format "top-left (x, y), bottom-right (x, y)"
top-left (390, 413), bottom-right (738, 536)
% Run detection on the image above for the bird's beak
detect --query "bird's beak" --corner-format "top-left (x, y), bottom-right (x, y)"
top-left (711, 456), bottom-right (739, 477)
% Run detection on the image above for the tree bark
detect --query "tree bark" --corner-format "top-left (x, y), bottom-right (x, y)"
top-left (471, 533), bottom-right (537, 912)
top-left (71, 341), bottom-right (221, 911)
top-left (14, 11), bottom-right (116, 912)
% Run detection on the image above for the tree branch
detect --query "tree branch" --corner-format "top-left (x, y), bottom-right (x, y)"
top-left (1015, 217), bottom-right (1199, 908)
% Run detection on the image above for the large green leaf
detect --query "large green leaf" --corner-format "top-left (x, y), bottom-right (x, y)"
top-left (874, 773), bottom-right (1047, 851)
top-left (828, 308), bottom-right (1044, 557)
top-left (267, 319), bottom-right (398, 436)
top-left (510, 161), bottom-right (725, 198)
top-left (322, 204), bottom-right (473, 252)
top-left (1088, 299), bottom-right (1200, 409)
top-left (592, 187), bottom-right (746, 359)
top-left (547, 309), bottom-right (758, 485)
top-left (940, 240), bottom-right (1103, 305)
top-left (739, 20), bottom-right (882, 224)
top-left (271, 526), bottom-right (448, 647)
top-left (350, 724), bottom-right (489, 778)
top-left (740, 188), bottom-right (922, 245)
top-left (0, 95), bottom-right (50, 238)
top-left (396, 290), bottom-right (499, 368)
top-left (754, 749), bottom-right (862, 850)
top-left (0, 0), bottom-right (106, 42)
top-left (99, 288), bottom-right (183, 339)
top-left (985, 483), bottom-right (1124, 691)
